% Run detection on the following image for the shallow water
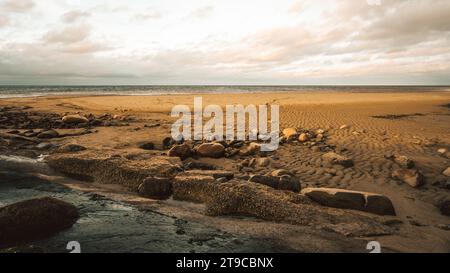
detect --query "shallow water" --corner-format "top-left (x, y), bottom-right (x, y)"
top-left (0, 85), bottom-right (448, 98)
top-left (0, 157), bottom-right (293, 253)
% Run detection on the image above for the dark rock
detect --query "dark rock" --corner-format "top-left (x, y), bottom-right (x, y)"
top-left (138, 176), bottom-right (172, 199)
top-left (249, 175), bottom-right (279, 189)
top-left (168, 143), bottom-right (192, 159)
top-left (183, 161), bottom-right (217, 170)
top-left (37, 129), bottom-right (59, 139)
top-left (437, 200), bottom-right (450, 216)
top-left (138, 142), bottom-right (155, 150)
top-left (57, 144), bottom-right (87, 153)
top-left (0, 197), bottom-right (79, 247)
top-left (301, 188), bottom-right (396, 216)
top-left (322, 152), bottom-right (354, 168)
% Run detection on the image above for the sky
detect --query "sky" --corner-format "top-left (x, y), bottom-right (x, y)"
top-left (0, 0), bottom-right (449, 85)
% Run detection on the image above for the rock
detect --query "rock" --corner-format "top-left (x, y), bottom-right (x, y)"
top-left (339, 124), bottom-right (350, 130)
top-left (205, 181), bottom-right (393, 237)
top-left (196, 143), bottom-right (225, 158)
top-left (282, 128), bottom-right (297, 139)
top-left (316, 134), bottom-right (324, 141)
top-left (298, 133), bottom-right (309, 142)
top-left (37, 129), bottom-right (59, 139)
top-left (138, 176), bottom-right (172, 199)
top-left (46, 151), bottom-right (182, 190)
top-left (57, 144), bottom-right (87, 153)
top-left (36, 142), bottom-right (54, 150)
top-left (249, 175), bottom-right (279, 189)
top-left (322, 152), bottom-right (354, 168)
top-left (278, 175), bottom-right (301, 192)
top-left (249, 174), bottom-right (300, 193)
top-left (184, 170), bottom-right (234, 180)
top-left (62, 114), bottom-right (88, 124)
top-left (301, 188), bottom-right (396, 216)
top-left (443, 167), bottom-right (450, 177)
top-left (437, 200), bottom-right (450, 216)
top-left (239, 142), bottom-right (261, 156)
top-left (315, 129), bottom-right (326, 135)
top-left (172, 174), bottom-right (217, 203)
top-left (168, 143), bottom-right (192, 159)
top-left (183, 161), bottom-right (217, 170)
top-left (391, 155), bottom-right (415, 169)
top-left (256, 157), bottom-right (270, 167)
top-left (392, 169), bottom-right (425, 188)
top-left (138, 142), bottom-right (155, 150)
top-left (216, 177), bottom-right (229, 183)
top-left (272, 169), bottom-right (293, 177)
top-left (0, 197), bottom-right (79, 247)
top-left (438, 148), bottom-right (448, 155)
top-left (162, 137), bottom-right (176, 149)
top-left (436, 224), bottom-right (450, 230)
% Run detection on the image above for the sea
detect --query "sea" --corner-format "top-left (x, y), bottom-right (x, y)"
top-left (0, 85), bottom-right (449, 98)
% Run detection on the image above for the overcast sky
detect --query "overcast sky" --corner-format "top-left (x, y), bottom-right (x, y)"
top-left (0, 0), bottom-right (449, 85)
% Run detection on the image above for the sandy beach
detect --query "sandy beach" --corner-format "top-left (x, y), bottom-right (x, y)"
top-left (1, 90), bottom-right (449, 253)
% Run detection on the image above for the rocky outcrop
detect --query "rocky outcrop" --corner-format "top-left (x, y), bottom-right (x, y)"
top-left (0, 197), bottom-right (79, 247)
top-left (172, 174), bottom-right (217, 203)
top-left (46, 151), bottom-right (182, 190)
top-left (301, 188), bottom-right (396, 216)
top-left (205, 181), bottom-right (393, 237)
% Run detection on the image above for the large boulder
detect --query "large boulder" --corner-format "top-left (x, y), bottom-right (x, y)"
top-left (0, 197), bottom-right (79, 247)
top-left (168, 143), bottom-right (192, 159)
top-left (322, 152), bottom-right (354, 168)
top-left (46, 151), bottom-right (182, 190)
top-left (301, 188), bottom-right (396, 216)
top-left (392, 169), bottom-right (425, 188)
top-left (138, 176), bottom-right (172, 199)
top-left (62, 114), bottom-right (88, 124)
top-left (196, 143), bottom-right (225, 158)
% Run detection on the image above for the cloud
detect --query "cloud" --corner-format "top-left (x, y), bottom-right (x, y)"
top-left (0, 15), bottom-right (8, 28)
top-left (188, 6), bottom-right (214, 19)
top-left (43, 25), bottom-right (91, 45)
top-left (133, 9), bottom-right (161, 21)
top-left (61, 10), bottom-right (91, 23)
top-left (0, 0), bottom-right (34, 13)
top-left (0, 0), bottom-right (449, 84)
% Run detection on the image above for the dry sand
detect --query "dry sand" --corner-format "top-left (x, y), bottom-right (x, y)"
top-left (1, 90), bottom-right (450, 252)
